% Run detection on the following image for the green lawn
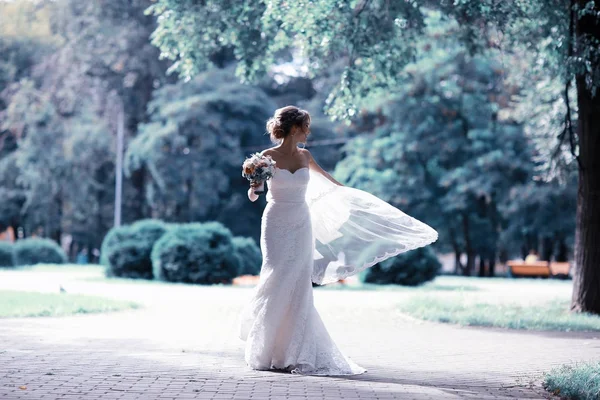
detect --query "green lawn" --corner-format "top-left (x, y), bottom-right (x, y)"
top-left (0, 290), bottom-right (141, 318)
top-left (11, 264), bottom-right (105, 273)
top-left (318, 280), bottom-right (480, 292)
top-left (399, 295), bottom-right (600, 331)
top-left (4, 264), bottom-right (595, 332)
top-left (545, 362), bottom-right (600, 400)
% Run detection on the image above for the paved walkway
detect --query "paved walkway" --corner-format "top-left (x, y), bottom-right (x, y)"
top-left (1, 268), bottom-right (599, 399)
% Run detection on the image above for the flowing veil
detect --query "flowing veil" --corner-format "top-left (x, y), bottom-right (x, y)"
top-left (305, 169), bottom-right (438, 285)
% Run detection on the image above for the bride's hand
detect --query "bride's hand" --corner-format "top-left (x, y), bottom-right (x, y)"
top-left (248, 180), bottom-right (263, 202)
top-left (248, 187), bottom-right (259, 202)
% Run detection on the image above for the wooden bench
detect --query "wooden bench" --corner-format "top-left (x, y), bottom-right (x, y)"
top-left (549, 262), bottom-right (571, 278)
top-left (507, 260), bottom-right (571, 278)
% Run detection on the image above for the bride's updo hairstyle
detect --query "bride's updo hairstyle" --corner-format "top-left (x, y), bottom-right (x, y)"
top-left (266, 106), bottom-right (311, 143)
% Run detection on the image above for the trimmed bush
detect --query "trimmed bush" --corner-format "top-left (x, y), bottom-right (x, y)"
top-left (0, 241), bottom-right (14, 268)
top-left (13, 238), bottom-right (67, 266)
top-left (101, 219), bottom-right (169, 279)
top-left (363, 247), bottom-right (441, 286)
top-left (232, 236), bottom-right (262, 276)
top-left (152, 222), bottom-right (240, 284)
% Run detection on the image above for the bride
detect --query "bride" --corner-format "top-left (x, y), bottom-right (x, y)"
top-left (238, 106), bottom-right (438, 375)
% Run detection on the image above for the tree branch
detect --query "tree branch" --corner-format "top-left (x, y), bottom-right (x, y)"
top-left (353, 0), bottom-right (371, 18)
top-left (560, 0), bottom-right (583, 170)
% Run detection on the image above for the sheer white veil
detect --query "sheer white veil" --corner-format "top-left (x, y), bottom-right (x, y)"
top-left (305, 169), bottom-right (438, 285)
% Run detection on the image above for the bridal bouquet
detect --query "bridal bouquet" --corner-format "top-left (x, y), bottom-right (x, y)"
top-left (242, 153), bottom-right (276, 195)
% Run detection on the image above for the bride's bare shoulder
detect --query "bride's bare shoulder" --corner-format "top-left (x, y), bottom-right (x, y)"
top-left (299, 148), bottom-right (314, 162)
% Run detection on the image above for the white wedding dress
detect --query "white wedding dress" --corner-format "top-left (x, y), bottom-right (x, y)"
top-left (239, 166), bottom-right (437, 375)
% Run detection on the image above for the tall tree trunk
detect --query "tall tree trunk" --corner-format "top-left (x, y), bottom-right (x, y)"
top-left (9, 220), bottom-right (20, 241)
top-left (542, 236), bottom-right (554, 261)
top-left (50, 193), bottom-right (63, 244)
top-left (462, 214), bottom-right (474, 276)
top-left (478, 255), bottom-right (486, 277)
top-left (556, 237), bottom-right (568, 262)
top-left (571, 0), bottom-right (600, 314)
top-left (454, 251), bottom-right (463, 275)
top-left (184, 176), bottom-right (193, 222)
top-left (489, 256), bottom-right (496, 277)
top-left (465, 252), bottom-right (475, 276)
top-left (449, 226), bottom-right (464, 274)
top-left (128, 168), bottom-right (148, 222)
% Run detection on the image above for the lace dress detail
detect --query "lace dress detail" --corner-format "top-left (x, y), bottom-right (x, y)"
top-left (239, 167), bottom-right (366, 375)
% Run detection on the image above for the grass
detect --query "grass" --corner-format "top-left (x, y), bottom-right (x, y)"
top-left (544, 361), bottom-right (600, 399)
top-left (0, 290), bottom-right (141, 318)
top-left (398, 295), bottom-right (600, 331)
top-left (317, 275), bottom-right (480, 292)
top-left (3, 264), bottom-right (587, 332)
top-left (10, 264), bottom-right (104, 273)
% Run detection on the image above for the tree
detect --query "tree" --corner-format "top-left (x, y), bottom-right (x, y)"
top-left (0, 0), bottom-right (59, 156)
top-left (502, 175), bottom-right (577, 262)
top-left (36, 0), bottom-right (174, 223)
top-left (0, 153), bottom-right (26, 235)
top-left (334, 11), bottom-right (536, 276)
top-left (149, 0), bottom-right (600, 314)
top-left (125, 68), bottom-right (276, 238)
top-left (1, 80), bottom-right (67, 241)
top-left (0, 0), bottom-right (176, 256)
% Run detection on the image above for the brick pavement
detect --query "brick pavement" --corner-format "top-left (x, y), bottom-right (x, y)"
top-left (1, 269), bottom-right (599, 399)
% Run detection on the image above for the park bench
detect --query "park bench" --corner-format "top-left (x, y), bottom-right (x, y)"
top-left (507, 260), bottom-right (571, 279)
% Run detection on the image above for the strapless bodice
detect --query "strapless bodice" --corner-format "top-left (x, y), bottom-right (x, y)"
top-left (266, 167), bottom-right (310, 204)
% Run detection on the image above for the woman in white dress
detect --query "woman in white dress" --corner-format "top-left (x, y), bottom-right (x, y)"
top-left (239, 106), bottom-right (438, 375)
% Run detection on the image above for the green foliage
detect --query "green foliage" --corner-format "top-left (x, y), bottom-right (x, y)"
top-left (13, 238), bottom-right (67, 266)
top-left (1, 80), bottom-right (67, 240)
top-left (334, 12), bottom-right (541, 272)
top-left (148, 1), bottom-right (598, 120)
top-left (101, 219), bottom-right (169, 279)
top-left (0, 0), bottom-right (172, 254)
top-left (126, 68), bottom-right (275, 238)
top-left (232, 236), bottom-right (262, 276)
top-left (364, 247), bottom-right (441, 286)
top-left (0, 242), bottom-right (14, 268)
top-left (46, 0), bottom-right (169, 123)
top-left (146, 0), bottom-right (268, 80)
top-left (0, 153), bottom-right (26, 232)
top-left (0, 38), bottom-right (49, 100)
top-left (1, 78), bottom-right (115, 248)
top-left (0, 2), bottom-right (58, 98)
top-left (502, 175), bottom-right (577, 260)
top-left (151, 222), bottom-right (240, 284)
top-left (545, 361), bottom-right (600, 400)
top-left (131, 219), bottom-right (170, 242)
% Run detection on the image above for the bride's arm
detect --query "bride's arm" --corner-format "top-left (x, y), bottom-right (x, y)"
top-left (305, 149), bottom-right (344, 187)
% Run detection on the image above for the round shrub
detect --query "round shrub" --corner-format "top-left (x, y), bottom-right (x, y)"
top-left (152, 222), bottom-right (240, 284)
top-left (232, 236), bottom-right (262, 276)
top-left (100, 225), bottom-right (131, 267)
top-left (101, 219), bottom-right (169, 279)
top-left (0, 241), bottom-right (14, 268)
top-left (13, 238), bottom-right (67, 266)
top-left (131, 219), bottom-right (170, 242)
top-left (363, 247), bottom-right (441, 286)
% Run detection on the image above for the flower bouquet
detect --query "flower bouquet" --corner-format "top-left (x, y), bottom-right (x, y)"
top-left (242, 153), bottom-right (277, 196)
